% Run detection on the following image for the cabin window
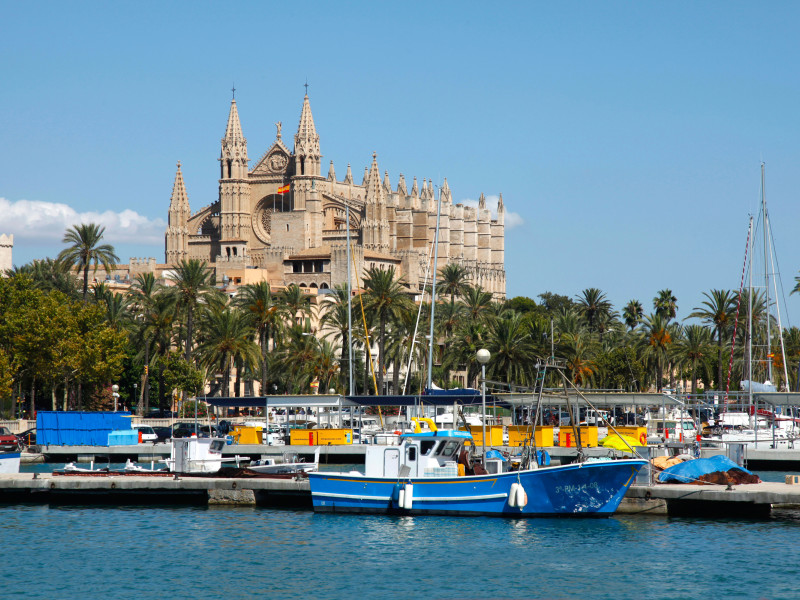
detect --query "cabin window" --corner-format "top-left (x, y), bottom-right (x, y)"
top-left (420, 440), bottom-right (436, 456)
top-left (406, 446), bottom-right (417, 462)
top-left (441, 441), bottom-right (459, 457)
top-left (210, 440), bottom-right (224, 452)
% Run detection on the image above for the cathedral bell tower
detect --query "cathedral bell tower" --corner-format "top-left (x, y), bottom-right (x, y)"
top-left (218, 92), bottom-right (250, 261)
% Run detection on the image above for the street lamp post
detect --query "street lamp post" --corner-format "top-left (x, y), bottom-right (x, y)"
top-left (111, 384), bottom-right (120, 412)
top-left (476, 349), bottom-right (491, 461)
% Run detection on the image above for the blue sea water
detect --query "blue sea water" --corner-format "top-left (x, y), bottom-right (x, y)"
top-left (3, 501), bottom-right (800, 600)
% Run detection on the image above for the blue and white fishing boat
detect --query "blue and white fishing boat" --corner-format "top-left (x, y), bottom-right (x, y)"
top-left (308, 419), bottom-right (645, 517)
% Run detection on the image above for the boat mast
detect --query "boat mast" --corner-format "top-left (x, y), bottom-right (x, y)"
top-left (748, 215), bottom-right (754, 428)
top-left (762, 163), bottom-right (773, 383)
top-left (426, 185), bottom-right (443, 391)
top-left (347, 201), bottom-right (353, 396)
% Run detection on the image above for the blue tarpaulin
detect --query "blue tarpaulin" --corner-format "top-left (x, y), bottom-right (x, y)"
top-left (658, 455), bottom-right (755, 483)
top-left (37, 411), bottom-right (132, 446)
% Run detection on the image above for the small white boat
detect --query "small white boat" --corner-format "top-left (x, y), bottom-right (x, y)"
top-left (0, 452), bottom-right (20, 474)
top-left (248, 449), bottom-right (319, 475)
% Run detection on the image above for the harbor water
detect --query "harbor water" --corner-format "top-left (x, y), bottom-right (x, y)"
top-left (3, 499), bottom-right (800, 599)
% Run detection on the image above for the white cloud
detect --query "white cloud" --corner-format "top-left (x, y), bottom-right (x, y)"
top-left (460, 194), bottom-right (524, 229)
top-left (0, 197), bottom-right (167, 245)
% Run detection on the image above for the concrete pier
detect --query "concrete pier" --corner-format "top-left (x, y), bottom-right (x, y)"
top-left (2, 472), bottom-right (800, 517)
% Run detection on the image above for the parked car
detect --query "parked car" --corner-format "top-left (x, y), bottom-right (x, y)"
top-left (151, 426), bottom-right (172, 443)
top-left (131, 424), bottom-right (158, 443)
top-left (16, 428), bottom-right (36, 447)
top-left (0, 426), bottom-right (20, 451)
top-left (171, 422), bottom-right (200, 438)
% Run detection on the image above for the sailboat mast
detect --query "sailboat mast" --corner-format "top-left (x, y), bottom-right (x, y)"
top-left (748, 215), bottom-right (754, 426)
top-left (426, 185), bottom-right (443, 390)
top-left (762, 163), bottom-right (773, 383)
top-left (346, 202), bottom-right (353, 396)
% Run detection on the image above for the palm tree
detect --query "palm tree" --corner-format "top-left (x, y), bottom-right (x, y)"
top-left (654, 289), bottom-right (678, 322)
top-left (319, 284), bottom-right (357, 393)
top-left (57, 223), bottom-right (120, 302)
top-left (485, 312), bottom-right (537, 386)
top-left (576, 288), bottom-right (612, 334)
top-left (688, 289), bottom-right (735, 389)
top-left (168, 259), bottom-right (215, 362)
top-left (195, 307), bottom-right (260, 397)
top-left (623, 299), bottom-right (644, 331)
top-left (362, 266), bottom-right (412, 394)
top-left (138, 293), bottom-right (178, 413)
top-left (443, 320), bottom-right (487, 389)
top-left (673, 324), bottom-right (713, 395)
top-left (281, 283), bottom-right (313, 330)
top-left (461, 285), bottom-right (493, 324)
top-left (559, 332), bottom-right (598, 387)
top-left (235, 282), bottom-right (286, 393)
top-left (438, 263), bottom-right (470, 306)
top-left (639, 313), bottom-right (673, 391)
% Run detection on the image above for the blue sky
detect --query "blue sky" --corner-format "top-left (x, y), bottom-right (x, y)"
top-left (2, 1), bottom-right (800, 325)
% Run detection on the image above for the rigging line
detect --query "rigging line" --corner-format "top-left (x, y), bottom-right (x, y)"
top-left (348, 237), bottom-right (383, 427)
top-left (766, 215), bottom-right (791, 386)
top-left (725, 220), bottom-right (751, 405)
top-left (402, 240), bottom-right (435, 395)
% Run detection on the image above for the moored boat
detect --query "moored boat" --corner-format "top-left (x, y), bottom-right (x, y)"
top-left (308, 419), bottom-right (645, 517)
top-left (0, 452), bottom-right (21, 474)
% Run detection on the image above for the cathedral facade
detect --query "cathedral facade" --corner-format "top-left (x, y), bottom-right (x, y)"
top-left (165, 94), bottom-right (506, 297)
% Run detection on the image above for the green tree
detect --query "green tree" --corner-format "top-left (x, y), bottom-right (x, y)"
top-left (576, 288), bottom-right (613, 334)
top-left (485, 312), bottom-right (537, 386)
top-left (673, 324), bottom-right (713, 395)
top-left (622, 299), bottom-right (644, 331)
top-left (362, 266), bottom-right (412, 395)
top-left (235, 281), bottom-right (286, 393)
top-left (195, 307), bottom-right (259, 397)
top-left (168, 259), bottom-right (215, 362)
top-left (57, 223), bottom-right (120, 302)
top-left (438, 263), bottom-right (471, 305)
top-left (639, 313), bottom-right (673, 391)
top-left (654, 289), bottom-right (678, 322)
top-left (688, 289), bottom-right (735, 388)
top-left (461, 285), bottom-right (493, 324)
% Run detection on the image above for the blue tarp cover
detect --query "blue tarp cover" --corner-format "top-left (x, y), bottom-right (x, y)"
top-left (37, 412), bottom-right (132, 446)
top-left (658, 455), bottom-right (755, 483)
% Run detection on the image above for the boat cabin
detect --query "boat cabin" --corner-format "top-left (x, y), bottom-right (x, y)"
top-left (166, 436), bottom-right (226, 473)
top-left (364, 428), bottom-right (471, 478)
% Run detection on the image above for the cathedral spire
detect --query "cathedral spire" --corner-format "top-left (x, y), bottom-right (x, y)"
top-left (365, 153), bottom-right (383, 203)
top-left (478, 192), bottom-right (486, 209)
top-left (344, 163), bottom-right (353, 185)
top-left (411, 176), bottom-right (419, 198)
top-left (294, 93), bottom-right (321, 176)
top-left (383, 170), bottom-right (392, 193)
top-left (397, 173), bottom-right (408, 196)
top-left (166, 161), bottom-right (190, 264)
top-left (224, 98), bottom-right (245, 145)
top-left (327, 160), bottom-right (336, 182)
top-left (169, 161), bottom-right (190, 213)
top-left (220, 96), bottom-right (248, 179)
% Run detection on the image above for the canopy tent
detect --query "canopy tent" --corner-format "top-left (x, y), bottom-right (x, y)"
top-left (202, 392), bottom-right (508, 409)
top-left (205, 395), bottom-right (360, 409)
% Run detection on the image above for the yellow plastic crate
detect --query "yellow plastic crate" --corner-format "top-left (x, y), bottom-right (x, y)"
top-left (290, 428), bottom-right (354, 445)
top-left (507, 426), bottom-right (555, 447)
top-left (614, 426), bottom-right (648, 446)
top-left (461, 425), bottom-right (503, 447)
top-left (558, 426), bottom-right (599, 447)
top-left (230, 425), bottom-right (262, 445)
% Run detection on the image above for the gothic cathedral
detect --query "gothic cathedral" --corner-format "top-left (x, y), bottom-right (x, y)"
top-left (165, 93), bottom-right (506, 298)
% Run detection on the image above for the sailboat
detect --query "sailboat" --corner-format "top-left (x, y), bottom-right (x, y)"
top-left (704, 164), bottom-right (798, 448)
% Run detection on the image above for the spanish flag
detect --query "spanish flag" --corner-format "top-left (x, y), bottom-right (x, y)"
top-left (277, 184), bottom-right (291, 195)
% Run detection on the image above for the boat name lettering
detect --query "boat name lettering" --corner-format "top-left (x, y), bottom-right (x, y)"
top-left (555, 482), bottom-right (600, 495)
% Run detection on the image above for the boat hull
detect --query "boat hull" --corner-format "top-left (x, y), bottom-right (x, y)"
top-left (0, 452), bottom-right (21, 474)
top-left (309, 459), bottom-right (645, 517)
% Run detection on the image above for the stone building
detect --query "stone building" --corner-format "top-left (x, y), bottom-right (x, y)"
top-left (165, 93), bottom-right (506, 297)
top-left (0, 234), bottom-right (13, 274)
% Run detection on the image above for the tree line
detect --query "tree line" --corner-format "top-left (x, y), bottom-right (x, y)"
top-left (2, 223), bottom-right (800, 418)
